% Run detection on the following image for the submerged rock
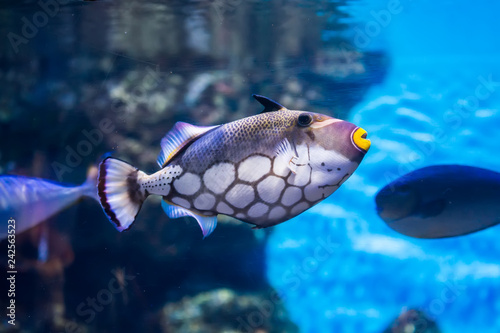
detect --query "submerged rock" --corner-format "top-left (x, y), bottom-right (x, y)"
top-left (160, 289), bottom-right (298, 333)
top-left (383, 309), bottom-right (441, 333)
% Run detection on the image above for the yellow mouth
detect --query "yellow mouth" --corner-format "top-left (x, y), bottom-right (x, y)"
top-left (352, 127), bottom-right (371, 152)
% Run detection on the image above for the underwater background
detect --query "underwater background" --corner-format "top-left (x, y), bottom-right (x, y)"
top-left (1, 0), bottom-right (499, 332)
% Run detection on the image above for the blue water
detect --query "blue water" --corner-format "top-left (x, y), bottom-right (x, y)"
top-left (267, 1), bottom-right (500, 332)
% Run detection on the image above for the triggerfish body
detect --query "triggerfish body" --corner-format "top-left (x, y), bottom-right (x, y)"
top-left (0, 167), bottom-right (99, 239)
top-left (98, 95), bottom-right (371, 237)
top-left (376, 165), bottom-right (500, 238)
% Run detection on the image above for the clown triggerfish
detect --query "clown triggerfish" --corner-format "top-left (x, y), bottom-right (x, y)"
top-left (98, 95), bottom-right (371, 237)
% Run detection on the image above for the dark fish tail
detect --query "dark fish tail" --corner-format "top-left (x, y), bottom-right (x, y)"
top-left (98, 157), bottom-right (148, 231)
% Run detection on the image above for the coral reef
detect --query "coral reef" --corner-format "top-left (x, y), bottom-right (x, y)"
top-left (160, 289), bottom-right (298, 333)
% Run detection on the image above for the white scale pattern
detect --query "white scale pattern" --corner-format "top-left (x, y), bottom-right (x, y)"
top-left (273, 156), bottom-right (290, 177)
top-left (217, 201), bottom-right (234, 215)
top-left (287, 165), bottom-right (311, 186)
top-left (238, 155), bottom-right (271, 182)
top-left (304, 168), bottom-right (330, 202)
top-left (194, 193), bottom-right (216, 210)
top-left (291, 202), bottom-right (309, 215)
top-left (165, 142), bottom-right (354, 225)
top-left (203, 162), bottom-right (235, 194)
top-left (173, 172), bottom-right (201, 195)
top-left (269, 206), bottom-right (286, 220)
top-left (257, 176), bottom-right (285, 204)
top-left (304, 184), bottom-right (324, 202)
top-left (281, 186), bottom-right (302, 206)
top-left (225, 184), bottom-right (255, 208)
top-left (171, 196), bottom-right (191, 208)
top-left (248, 202), bottom-right (269, 218)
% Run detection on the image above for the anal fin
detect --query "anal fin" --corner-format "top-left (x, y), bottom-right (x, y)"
top-left (161, 200), bottom-right (217, 238)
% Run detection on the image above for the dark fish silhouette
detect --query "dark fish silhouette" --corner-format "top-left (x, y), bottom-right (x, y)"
top-left (375, 165), bottom-right (500, 238)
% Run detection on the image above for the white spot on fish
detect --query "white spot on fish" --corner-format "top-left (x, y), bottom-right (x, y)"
top-left (287, 165), bottom-right (311, 186)
top-left (305, 167), bottom-right (351, 202)
top-left (236, 213), bottom-right (246, 219)
top-left (304, 183), bottom-right (324, 202)
top-left (238, 155), bottom-right (271, 182)
top-left (309, 146), bottom-right (351, 172)
top-left (217, 201), bottom-right (234, 215)
top-left (273, 156), bottom-right (291, 177)
top-left (248, 202), bottom-right (269, 218)
top-left (291, 201), bottom-right (309, 215)
top-left (225, 184), bottom-right (255, 208)
top-left (194, 193), bottom-right (216, 210)
top-left (269, 206), bottom-right (286, 220)
top-left (203, 163), bottom-right (235, 194)
top-left (257, 176), bottom-right (285, 204)
top-left (173, 172), bottom-right (201, 195)
top-left (171, 197), bottom-right (191, 209)
top-left (282, 186), bottom-right (302, 206)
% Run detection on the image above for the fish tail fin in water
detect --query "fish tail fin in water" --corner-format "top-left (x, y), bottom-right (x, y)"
top-left (80, 165), bottom-right (99, 202)
top-left (97, 157), bottom-right (148, 231)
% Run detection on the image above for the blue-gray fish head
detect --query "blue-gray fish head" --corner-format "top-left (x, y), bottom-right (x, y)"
top-left (375, 181), bottom-right (420, 222)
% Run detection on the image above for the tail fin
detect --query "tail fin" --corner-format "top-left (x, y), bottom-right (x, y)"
top-left (97, 157), bottom-right (148, 231)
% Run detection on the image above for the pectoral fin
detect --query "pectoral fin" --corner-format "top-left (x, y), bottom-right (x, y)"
top-left (161, 200), bottom-right (217, 238)
top-left (275, 138), bottom-right (299, 174)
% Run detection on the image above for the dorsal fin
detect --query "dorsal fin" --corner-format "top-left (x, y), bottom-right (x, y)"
top-left (253, 94), bottom-right (287, 113)
top-left (157, 122), bottom-right (218, 167)
top-left (161, 200), bottom-right (217, 238)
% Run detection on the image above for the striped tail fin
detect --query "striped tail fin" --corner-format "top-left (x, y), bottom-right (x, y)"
top-left (97, 157), bottom-right (148, 231)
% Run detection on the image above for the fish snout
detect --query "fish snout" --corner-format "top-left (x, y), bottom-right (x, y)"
top-left (352, 127), bottom-right (371, 153)
top-left (313, 120), bottom-right (369, 162)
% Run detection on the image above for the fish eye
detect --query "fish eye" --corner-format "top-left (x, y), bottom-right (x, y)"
top-left (297, 113), bottom-right (313, 127)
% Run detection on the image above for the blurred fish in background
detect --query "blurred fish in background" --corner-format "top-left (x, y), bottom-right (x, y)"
top-left (375, 165), bottom-right (500, 238)
top-left (0, 166), bottom-right (99, 239)
top-left (0, 166), bottom-right (98, 329)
